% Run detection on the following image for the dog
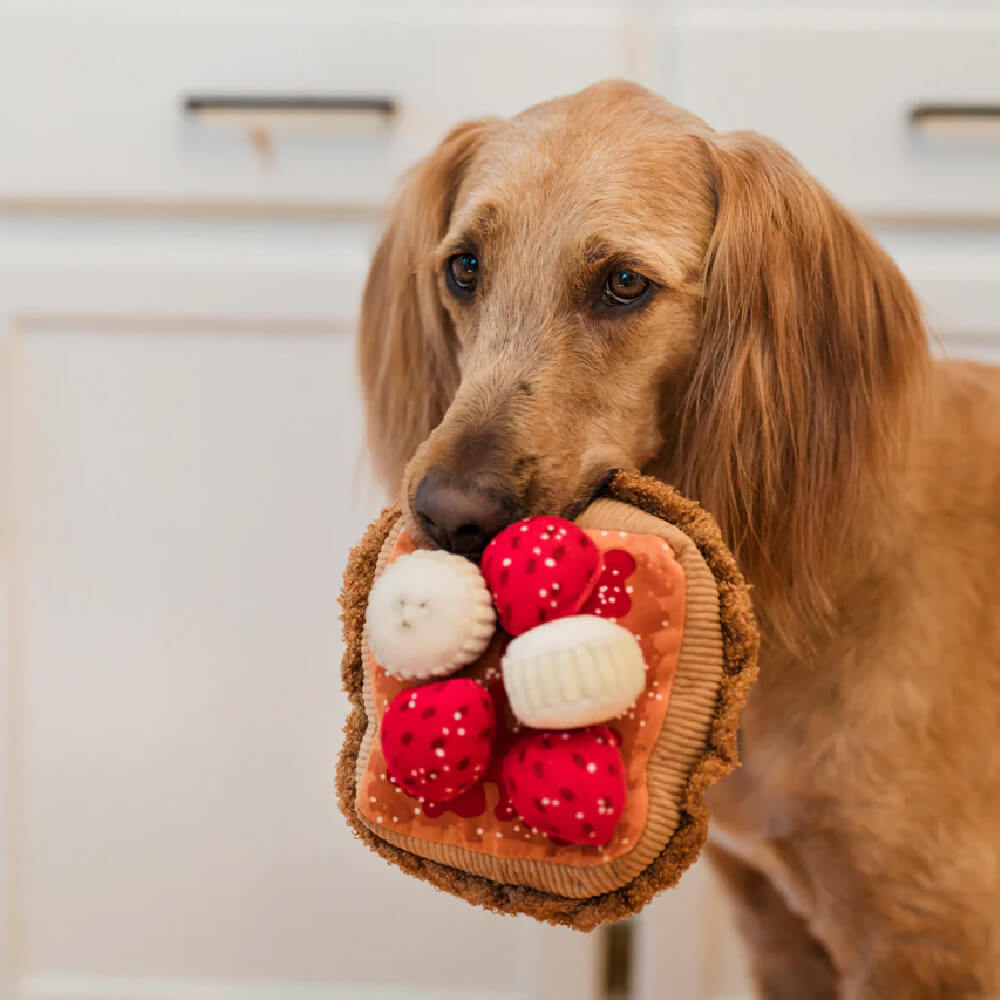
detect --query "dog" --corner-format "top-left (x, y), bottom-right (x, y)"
top-left (358, 80), bottom-right (1000, 998)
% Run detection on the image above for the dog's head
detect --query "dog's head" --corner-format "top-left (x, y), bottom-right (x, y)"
top-left (360, 80), bottom-right (924, 636)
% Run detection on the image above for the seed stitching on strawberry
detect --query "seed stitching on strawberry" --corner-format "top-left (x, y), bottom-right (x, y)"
top-left (380, 678), bottom-right (495, 804)
top-left (500, 725), bottom-right (627, 846)
top-left (481, 516), bottom-right (603, 636)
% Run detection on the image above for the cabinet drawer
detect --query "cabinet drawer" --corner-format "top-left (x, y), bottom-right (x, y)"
top-left (670, 11), bottom-right (1000, 221)
top-left (877, 228), bottom-right (1000, 362)
top-left (0, 5), bottom-right (630, 211)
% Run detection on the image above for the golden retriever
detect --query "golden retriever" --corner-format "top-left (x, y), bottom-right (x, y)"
top-left (358, 79), bottom-right (1000, 998)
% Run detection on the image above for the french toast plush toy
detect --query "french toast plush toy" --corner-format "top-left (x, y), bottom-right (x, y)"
top-left (336, 471), bottom-right (758, 930)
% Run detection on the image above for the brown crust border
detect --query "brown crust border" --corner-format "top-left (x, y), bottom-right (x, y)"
top-left (335, 471), bottom-right (759, 930)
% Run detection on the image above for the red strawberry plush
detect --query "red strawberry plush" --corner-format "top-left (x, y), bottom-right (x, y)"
top-left (380, 678), bottom-right (496, 803)
top-left (481, 516), bottom-right (602, 636)
top-left (501, 725), bottom-right (626, 846)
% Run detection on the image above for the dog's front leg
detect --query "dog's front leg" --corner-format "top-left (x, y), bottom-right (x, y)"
top-left (767, 819), bottom-right (999, 1000)
top-left (706, 843), bottom-right (839, 999)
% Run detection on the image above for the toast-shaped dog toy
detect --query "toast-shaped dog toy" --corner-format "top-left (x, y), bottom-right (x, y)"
top-left (337, 472), bottom-right (758, 929)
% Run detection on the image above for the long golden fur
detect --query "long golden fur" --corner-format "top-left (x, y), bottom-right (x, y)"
top-left (359, 80), bottom-right (1000, 997)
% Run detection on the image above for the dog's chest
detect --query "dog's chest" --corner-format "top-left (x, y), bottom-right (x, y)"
top-left (703, 690), bottom-right (831, 921)
top-left (707, 817), bottom-right (814, 921)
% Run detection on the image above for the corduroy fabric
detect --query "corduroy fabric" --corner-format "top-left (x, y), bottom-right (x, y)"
top-left (335, 472), bottom-right (759, 930)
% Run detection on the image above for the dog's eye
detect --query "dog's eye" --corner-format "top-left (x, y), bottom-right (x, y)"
top-left (446, 253), bottom-right (479, 296)
top-left (603, 268), bottom-right (650, 306)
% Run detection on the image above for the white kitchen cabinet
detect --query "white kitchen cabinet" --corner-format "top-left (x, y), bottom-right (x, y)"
top-left (876, 228), bottom-right (1000, 365)
top-left (0, 3), bottom-right (634, 212)
top-left (668, 8), bottom-right (1000, 223)
top-left (0, 222), bottom-right (601, 1000)
top-left (662, 6), bottom-right (1000, 362)
top-left (0, 3), bottom-right (636, 996)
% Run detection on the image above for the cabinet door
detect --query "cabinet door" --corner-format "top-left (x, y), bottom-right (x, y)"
top-left (876, 228), bottom-right (1000, 365)
top-left (0, 222), bottom-right (600, 1000)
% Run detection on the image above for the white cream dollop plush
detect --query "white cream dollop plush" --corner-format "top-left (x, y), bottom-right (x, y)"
top-left (502, 615), bottom-right (646, 728)
top-left (367, 549), bottom-right (496, 680)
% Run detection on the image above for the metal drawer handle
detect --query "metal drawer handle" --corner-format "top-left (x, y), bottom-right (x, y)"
top-left (183, 94), bottom-right (396, 117)
top-left (910, 103), bottom-right (1000, 140)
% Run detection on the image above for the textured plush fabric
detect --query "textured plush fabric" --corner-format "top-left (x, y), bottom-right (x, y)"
top-left (367, 550), bottom-right (496, 680)
top-left (481, 516), bottom-right (602, 635)
top-left (501, 725), bottom-right (626, 845)
top-left (500, 615), bottom-right (646, 729)
top-left (357, 524), bottom-right (684, 874)
top-left (336, 472), bottom-right (759, 930)
top-left (380, 678), bottom-right (496, 803)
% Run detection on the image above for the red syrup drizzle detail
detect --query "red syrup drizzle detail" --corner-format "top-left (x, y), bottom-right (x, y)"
top-left (484, 679), bottom-right (526, 823)
top-left (420, 680), bottom-right (517, 822)
top-left (579, 548), bottom-right (637, 620)
top-left (422, 782), bottom-right (487, 820)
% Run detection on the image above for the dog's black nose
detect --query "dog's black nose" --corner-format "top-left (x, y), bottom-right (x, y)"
top-left (413, 471), bottom-right (510, 556)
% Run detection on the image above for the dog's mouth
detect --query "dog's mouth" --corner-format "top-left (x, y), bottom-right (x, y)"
top-left (559, 467), bottom-right (618, 522)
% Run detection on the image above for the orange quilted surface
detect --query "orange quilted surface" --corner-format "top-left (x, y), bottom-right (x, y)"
top-left (358, 528), bottom-right (687, 866)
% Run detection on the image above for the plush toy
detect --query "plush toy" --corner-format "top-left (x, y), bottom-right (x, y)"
top-left (366, 549), bottom-right (495, 680)
top-left (337, 471), bottom-right (759, 929)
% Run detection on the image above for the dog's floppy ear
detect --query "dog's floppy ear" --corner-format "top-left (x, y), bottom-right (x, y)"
top-left (678, 132), bottom-right (927, 645)
top-left (359, 120), bottom-right (491, 489)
